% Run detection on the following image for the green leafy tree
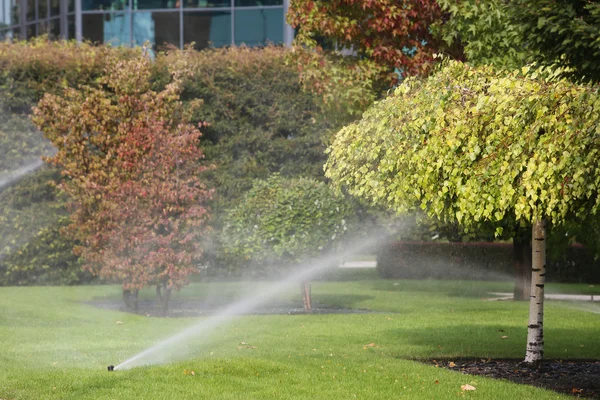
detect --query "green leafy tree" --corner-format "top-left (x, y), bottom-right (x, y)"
top-left (437, 0), bottom-right (600, 83)
top-left (222, 174), bottom-right (356, 312)
top-left (325, 60), bottom-right (600, 364)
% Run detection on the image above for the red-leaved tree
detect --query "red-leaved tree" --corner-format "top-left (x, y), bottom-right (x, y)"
top-left (33, 50), bottom-right (212, 313)
top-left (288, 0), bottom-right (442, 102)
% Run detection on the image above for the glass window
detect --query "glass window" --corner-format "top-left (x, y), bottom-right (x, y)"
top-left (27, 0), bottom-right (35, 21)
top-left (83, 12), bottom-right (130, 45)
top-left (133, 11), bottom-right (179, 50)
top-left (0, 0), bottom-right (8, 29)
top-left (26, 22), bottom-right (35, 37)
top-left (38, 0), bottom-right (47, 19)
top-left (37, 19), bottom-right (50, 34)
top-left (183, 11), bottom-right (230, 50)
top-left (11, 0), bottom-right (20, 25)
top-left (234, 7), bottom-right (282, 46)
top-left (68, 13), bottom-right (74, 38)
top-left (82, 0), bottom-right (127, 11)
top-left (134, 0), bottom-right (178, 10)
top-left (68, 0), bottom-right (74, 12)
top-left (49, 16), bottom-right (59, 37)
top-left (184, 0), bottom-right (229, 8)
top-left (50, 0), bottom-right (59, 16)
top-left (235, 0), bottom-right (282, 6)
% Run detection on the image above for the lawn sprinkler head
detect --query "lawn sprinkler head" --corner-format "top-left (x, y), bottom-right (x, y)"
top-left (107, 365), bottom-right (115, 372)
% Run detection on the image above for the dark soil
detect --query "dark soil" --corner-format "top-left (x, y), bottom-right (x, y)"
top-left (88, 299), bottom-right (381, 318)
top-left (430, 358), bottom-right (600, 398)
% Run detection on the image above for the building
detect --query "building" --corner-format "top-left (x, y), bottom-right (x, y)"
top-left (0, 0), bottom-right (294, 49)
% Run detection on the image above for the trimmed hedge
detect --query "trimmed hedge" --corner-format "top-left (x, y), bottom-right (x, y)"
top-left (377, 241), bottom-right (600, 283)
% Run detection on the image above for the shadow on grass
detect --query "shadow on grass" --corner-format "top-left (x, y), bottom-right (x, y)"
top-left (379, 325), bottom-right (600, 360)
top-left (369, 279), bottom-right (514, 299)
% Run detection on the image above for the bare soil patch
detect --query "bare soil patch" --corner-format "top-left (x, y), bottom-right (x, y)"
top-left (431, 358), bottom-right (600, 398)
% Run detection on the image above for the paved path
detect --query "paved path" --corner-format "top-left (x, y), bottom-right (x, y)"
top-left (340, 261), bottom-right (377, 268)
top-left (489, 292), bottom-right (600, 302)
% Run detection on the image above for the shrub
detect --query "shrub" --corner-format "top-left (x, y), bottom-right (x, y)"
top-left (222, 174), bottom-right (356, 276)
top-left (376, 241), bottom-right (600, 283)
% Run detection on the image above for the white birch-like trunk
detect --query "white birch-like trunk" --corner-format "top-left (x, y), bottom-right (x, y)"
top-left (524, 219), bottom-right (546, 365)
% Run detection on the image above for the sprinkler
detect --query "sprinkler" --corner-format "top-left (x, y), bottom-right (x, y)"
top-left (107, 365), bottom-right (115, 371)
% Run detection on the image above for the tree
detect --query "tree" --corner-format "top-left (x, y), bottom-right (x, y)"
top-left (436, 0), bottom-right (600, 83)
top-left (288, 0), bottom-right (442, 82)
top-left (435, 0), bottom-right (600, 299)
top-left (325, 60), bottom-right (600, 364)
top-left (287, 0), bottom-right (442, 114)
top-left (221, 174), bottom-right (356, 312)
top-left (33, 51), bottom-right (212, 313)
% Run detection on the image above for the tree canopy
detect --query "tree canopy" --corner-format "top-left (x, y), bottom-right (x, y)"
top-left (33, 52), bottom-right (212, 307)
top-left (325, 60), bottom-right (600, 233)
top-left (437, 0), bottom-right (600, 83)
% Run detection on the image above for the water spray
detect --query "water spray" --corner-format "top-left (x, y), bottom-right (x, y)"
top-left (0, 159), bottom-right (45, 190)
top-left (113, 232), bottom-right (391, 370)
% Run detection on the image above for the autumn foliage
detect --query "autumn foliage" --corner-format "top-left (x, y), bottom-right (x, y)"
top-left (33, 51), bottom-right (212, 311)
top-left (288, 0), bottom-right (442, 97)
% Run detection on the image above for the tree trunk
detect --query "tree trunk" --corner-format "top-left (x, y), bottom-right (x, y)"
top-left (122, 289), bottom-right (139, 312)
top-left (156, 283), bottom-right (172, 317)
top-left (301, 281), bottom-right (312, 313)
top-left (513, 230), bottom-right (532, 301)
top-left (524, 219), bottom-right (546, 366)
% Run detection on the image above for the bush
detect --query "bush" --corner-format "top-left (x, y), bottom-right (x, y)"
top-left (221, 174), bottom-right (356, 276)
top-left (377, 241), bottom-right (600, 283)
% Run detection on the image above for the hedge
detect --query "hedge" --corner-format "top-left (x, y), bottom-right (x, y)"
top-left (377, 241), bottom-right (600, 283)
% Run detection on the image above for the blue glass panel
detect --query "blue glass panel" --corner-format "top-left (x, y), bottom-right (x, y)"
top-left (234, 7), bottom-right (282, 46)
top-left (82, 12), bottom-right (130, 45)
top-left (183, 11), bottom-right (231, 50)
top-left (82, 0), bottom-right (126, 12)
top-left (183, 0), bottom-right (229, 8)
top-left (0, 0), bottom-right (10, 29)
top-left (133, 11), bottom-right (180, 50)
top-left (235, 0), bottom-right (282, 6)
top-left (134, 0), bottom-right (179, 10)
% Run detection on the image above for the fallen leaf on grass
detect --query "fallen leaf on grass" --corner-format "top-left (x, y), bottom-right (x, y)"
top-left (363, 343), bottom-right (379, 349)
top-left (461, 384), bottom-right (476, 391)
top-left (449, 362), bottom-right (456, 368)
top-left (183, 369), bottom-right (195, 376)
top-left (237, 346), bottom-right (257, 349)
top-left (435, 380), bottom-right (440, 384)
top-left (501, 336), bottom-right (509, 339)
top-left (115, 321), bottom-right (123, 325)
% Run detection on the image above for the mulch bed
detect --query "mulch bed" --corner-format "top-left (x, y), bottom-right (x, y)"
top-left (87, 299), bottom-right (380, 318)
top-left (430, 359), bottom-right (600, 398)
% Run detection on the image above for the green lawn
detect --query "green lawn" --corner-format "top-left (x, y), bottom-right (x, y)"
top-left (1, 277), bottom-right (598, 399)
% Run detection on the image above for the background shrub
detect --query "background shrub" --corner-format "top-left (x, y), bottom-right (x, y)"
top-left (221, 174), bottom-right (357, 277)
top-left (377, 241), bottom-right (600, 283)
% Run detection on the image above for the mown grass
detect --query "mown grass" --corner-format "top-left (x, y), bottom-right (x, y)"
top-left (1, 275), bottom-right (598, 399)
